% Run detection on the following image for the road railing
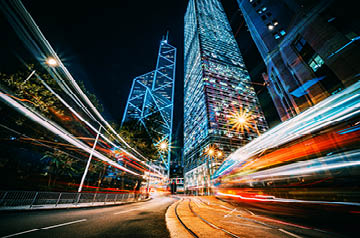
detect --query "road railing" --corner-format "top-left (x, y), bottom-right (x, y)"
top-left (0, 191), bottom-right (148, 210)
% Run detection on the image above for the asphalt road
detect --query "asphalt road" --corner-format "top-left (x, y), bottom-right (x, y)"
top-left (171, 196), bottom-right (348, 238)
top-left (0, 195), bottom-right (177, 238)
top-left (219, 196), bottom-right (359, 237)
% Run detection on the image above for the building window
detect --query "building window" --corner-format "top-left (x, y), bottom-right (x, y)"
top-left (267, 24), bottom-right (274, 30)
top-left (279, 29), bottom-right (286, 36)
top-left (274, 33), bottom-right (280, 39)
top-left (308, 54), bottom-right (324, 72)
top-left (294, 37), bottom-right (307, 52)
top-left (293, 36), bottom-right (315, 63)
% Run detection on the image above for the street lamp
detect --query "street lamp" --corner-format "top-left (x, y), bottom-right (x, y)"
top-left (207, 148), bottom-right (215, 157)
top-left (236, 115), bottom-right (246, 124)
top-left (159, 141), bottom-right (168, 151)
top-left (46, 57), bottom-right (58, 67)
top-left (156, 139), bottom-right (170, 179)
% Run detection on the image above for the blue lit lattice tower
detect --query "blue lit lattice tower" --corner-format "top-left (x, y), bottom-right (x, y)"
top-left (122, 37), bottom-right (176, 177)
top-left (184, 0), bottom-right (268, 175)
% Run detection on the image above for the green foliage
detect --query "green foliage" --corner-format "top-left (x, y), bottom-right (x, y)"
top-left (0, 67), bottom-right (64, 119)
top-left (119, 120), bottom-right (159, 161)
top-left (77, 80), bottom-right (104, 113)
top-left (0, 65), bottom-right (105, 118)
top-left (40, 150), bottom-right (81, 188)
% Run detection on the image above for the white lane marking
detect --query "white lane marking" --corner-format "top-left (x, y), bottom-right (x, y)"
top-left (1, 229), bottom-right (39, 238)
top-left (41, 219), bottom-right (87, 230)
top-left (224, 208), bottom-right (237, 218)
top-left (278, 229), bottom-right (303, 238)
top-left (114, 209), bottom-right (139, 214)
top-left (0, 219), bottom-right (88, 237)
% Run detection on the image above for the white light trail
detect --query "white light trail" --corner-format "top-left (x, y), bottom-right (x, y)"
top-left (232, 150), bottom-right (360, 181)
top-left (35, 74), bottom-right (163, 177)
top-left (0, 90), bottom-right (140, 176)
top-left (0, 0), bottom-right (152, 169)
top-left (216, 192), bottom-right (360, 206)
top-left (215, 81), bottom-right (360, 177)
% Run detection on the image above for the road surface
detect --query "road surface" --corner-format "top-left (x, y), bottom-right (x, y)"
top-left (0, 195), bottom-right (176, 238)
top-left (1, 195), bottom-right (358, 237)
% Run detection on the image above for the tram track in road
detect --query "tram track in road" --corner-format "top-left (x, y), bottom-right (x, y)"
top-left (175, 199), bottom-right (199, 238)
top-left (174, 198), bottom-right (240, 238)
top-left (190, 197), bottom-right (342, 238)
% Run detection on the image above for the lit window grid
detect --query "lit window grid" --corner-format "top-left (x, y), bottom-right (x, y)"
top-left (184, 0), bottom-right (268, 173)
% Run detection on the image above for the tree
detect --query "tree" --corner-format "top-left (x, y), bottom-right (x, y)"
top-left (0, 67), bottom-right (64, 119)
top-left (40, 150), bottom-right (81, 188)
top-left (77, 80), bottom-right (104, 113)
top-left (119, 119), bottom-right (158, 161)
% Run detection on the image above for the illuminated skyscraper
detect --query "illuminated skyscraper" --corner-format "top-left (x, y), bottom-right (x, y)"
top-left (183, 0), bottom-right (268, 192)
top-left (122, 36), bottom-right (176, 176)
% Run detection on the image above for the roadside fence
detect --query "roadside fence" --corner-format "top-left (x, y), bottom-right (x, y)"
top-left (0, 191), bottom-right (148, 210)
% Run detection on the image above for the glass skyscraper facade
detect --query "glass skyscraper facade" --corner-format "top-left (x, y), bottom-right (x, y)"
top-left (237, 0), bottom-right (360, 121)
top-left (184, 0), bottom-right (268, 185)
top-left (122, 37), bottom-right (176, 176)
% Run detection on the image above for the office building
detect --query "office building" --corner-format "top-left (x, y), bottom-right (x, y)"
top-left (237, 0), bottom-right (360, 121)
top-left (184, 0), bottom-right (268, 193)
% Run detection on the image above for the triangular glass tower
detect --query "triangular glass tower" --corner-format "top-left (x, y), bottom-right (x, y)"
top-left (122, 36), bottom-right (176, 177)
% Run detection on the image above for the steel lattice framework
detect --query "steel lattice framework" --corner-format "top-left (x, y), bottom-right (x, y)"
top-left (122, 37), bottom-right (176, 176)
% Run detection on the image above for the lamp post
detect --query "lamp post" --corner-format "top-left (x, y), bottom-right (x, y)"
top-left (45, 57), bottom-right (58, 67)
top-left (205, 147), bottom-right (215, 195)
top-left (78, 125), bottom-right (102, 192)
top-left (204, 146), bottom-right (223, 196)
top-left (157, 139), bottom-right (169, 179)
top-left (22, 57), bottom-right (57, 86)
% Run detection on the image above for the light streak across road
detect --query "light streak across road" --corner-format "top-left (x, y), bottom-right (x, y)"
top-left (214, 81), bottom-right (360, 178)
top-left (0, 91), bottom-right (140, 176)
top-left (0, 0), bottom-right (157, 175)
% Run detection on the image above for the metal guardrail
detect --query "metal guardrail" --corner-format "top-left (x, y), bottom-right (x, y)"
top-left (0, 191), bottom-right (148, 209)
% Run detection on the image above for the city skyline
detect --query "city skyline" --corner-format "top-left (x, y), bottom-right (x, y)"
top-left (0, 0), bottom-right (359, 237)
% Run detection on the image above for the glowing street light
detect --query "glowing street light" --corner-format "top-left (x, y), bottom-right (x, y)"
top-left (228, 106), bottom-right (260, 135)
top-left (46, 57), bottom-right (58, 67)
top-left (158, 140), bottom-right (168, 152)
top-left (217, 151), bottom-right (223, 158)
top-left (236, 115), bottom-right (246, 124)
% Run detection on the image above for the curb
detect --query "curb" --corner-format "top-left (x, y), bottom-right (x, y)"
top-left (165, 198), bottom-right (193, 238)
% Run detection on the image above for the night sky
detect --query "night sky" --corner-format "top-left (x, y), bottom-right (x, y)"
top-left (2, 0), bottom-right (280, 156)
